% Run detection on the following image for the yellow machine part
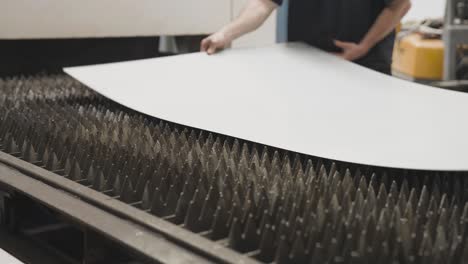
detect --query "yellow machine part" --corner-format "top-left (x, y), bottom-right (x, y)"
top-left (392, 33), bottom-right (444, 81)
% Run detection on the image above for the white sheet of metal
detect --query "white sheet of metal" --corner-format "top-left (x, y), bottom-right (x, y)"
top-left (0, 0), bottom-right (231, 39)
top-left (0, 249), bottom-right (22, 264)
top-left (65, 43), bottom-right (468, 171)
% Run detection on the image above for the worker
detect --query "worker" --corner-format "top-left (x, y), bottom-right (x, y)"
top-left (201, 0), bottom-right (411, 74)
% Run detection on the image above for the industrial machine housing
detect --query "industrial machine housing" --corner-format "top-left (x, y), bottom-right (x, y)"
top-left (0, 1), bottom-right (468, 263)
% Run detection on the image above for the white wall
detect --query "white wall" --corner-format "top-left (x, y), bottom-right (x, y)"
top-left (0, 0), bottom-right (277, 48)
top-left (0, 0), bottom-right (231, 38)
top-left (403, 0), bottom-right (446, 21)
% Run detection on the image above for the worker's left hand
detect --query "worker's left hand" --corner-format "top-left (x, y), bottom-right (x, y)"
top-left (334, 40), bottom-right (369, 61)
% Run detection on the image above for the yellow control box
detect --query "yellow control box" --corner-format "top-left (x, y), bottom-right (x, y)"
top-left (392, 33), bottom-right (444, 81)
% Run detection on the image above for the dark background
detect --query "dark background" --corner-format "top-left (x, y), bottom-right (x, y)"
top-left (0, 37), bottom-right (161, 77)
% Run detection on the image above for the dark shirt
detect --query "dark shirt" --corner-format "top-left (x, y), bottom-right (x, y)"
top-left (272, 0), bottom-right (395, 73)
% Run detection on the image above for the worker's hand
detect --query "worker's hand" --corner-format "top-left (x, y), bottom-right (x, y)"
top-left (334, 40), bottom-right (370, 61)
top-left (201, 32), bottom-right (230, 55)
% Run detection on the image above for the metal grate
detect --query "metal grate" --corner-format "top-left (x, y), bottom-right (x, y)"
top-left (1, 75), bottom-right (468, 263)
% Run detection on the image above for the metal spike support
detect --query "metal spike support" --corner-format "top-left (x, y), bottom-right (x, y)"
top-left (0, 75), bottom-right (468, 264)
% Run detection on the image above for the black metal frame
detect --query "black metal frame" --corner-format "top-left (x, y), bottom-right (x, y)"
top-left (0, 151), bottom-right (256, 264)
top-left (1, 193), bottom-right (141, 264)
top-left (0, 162), bottom-right (208, 263)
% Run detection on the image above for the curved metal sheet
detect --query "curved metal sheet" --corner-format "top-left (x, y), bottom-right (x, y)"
top-left (0, 249), bottom-right (22, 264)
top-left (65, 43), bottom-right (468, 171)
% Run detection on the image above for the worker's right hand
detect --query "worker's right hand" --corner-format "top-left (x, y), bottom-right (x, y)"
top-left (201, 32), bottom-right (230, 55)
